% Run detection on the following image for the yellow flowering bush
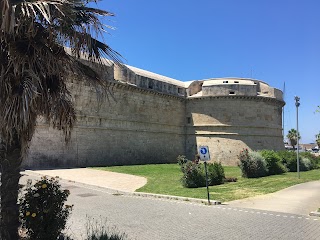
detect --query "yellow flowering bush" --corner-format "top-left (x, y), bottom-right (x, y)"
top-left (19, 176), bottom-right (73, 240)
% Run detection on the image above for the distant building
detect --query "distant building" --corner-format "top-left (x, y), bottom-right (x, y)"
top-left (300, 143), bottom-right (317, 151)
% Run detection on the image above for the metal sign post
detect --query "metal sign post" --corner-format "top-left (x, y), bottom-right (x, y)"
top-left (204, 161), bottom-right (210, 205)
top-left (295, 96), bottom-right (300, 179)
top-left (199, 146), bottom-right (211, 205)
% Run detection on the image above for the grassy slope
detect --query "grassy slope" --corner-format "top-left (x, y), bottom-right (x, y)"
top-left (94, 164), bottom-right (320, 202)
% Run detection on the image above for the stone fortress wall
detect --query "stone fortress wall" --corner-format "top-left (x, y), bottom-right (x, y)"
top-left (24, 62), bottom-right (285, 169)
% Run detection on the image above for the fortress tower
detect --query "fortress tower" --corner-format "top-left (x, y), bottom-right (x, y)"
top-left (185, 78), bottom-right (284, 165)
top-left (24, 63), bottom-right (285, 168)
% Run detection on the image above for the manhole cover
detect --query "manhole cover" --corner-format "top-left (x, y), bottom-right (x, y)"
top-left (77, 193), bottom-right (98, 198)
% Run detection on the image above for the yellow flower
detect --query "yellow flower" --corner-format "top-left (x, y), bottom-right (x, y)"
top-left (31, 213), bottom-right (36, 217)
top-left (41, 184), bottom-right (47, 189)
top-left (26, 211), bottom-right (30, 216)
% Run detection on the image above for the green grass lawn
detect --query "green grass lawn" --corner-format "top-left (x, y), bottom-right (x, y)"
top-left (93, 164), bottom-right (320, 202)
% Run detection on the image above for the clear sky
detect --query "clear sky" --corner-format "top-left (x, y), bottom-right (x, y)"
top-left (96, 0), bottom-right (320, 143)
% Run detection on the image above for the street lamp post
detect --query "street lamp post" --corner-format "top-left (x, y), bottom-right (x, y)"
top-left (295, 96), bottom-right (300, 179)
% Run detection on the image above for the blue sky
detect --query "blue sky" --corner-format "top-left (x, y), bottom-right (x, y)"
top-left (97, 0), bottom-right (320, 143)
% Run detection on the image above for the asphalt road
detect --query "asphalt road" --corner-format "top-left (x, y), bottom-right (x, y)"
top-left (20, 173), bottom-right (320, 240)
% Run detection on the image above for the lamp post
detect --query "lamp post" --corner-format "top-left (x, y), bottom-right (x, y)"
top-left (295, 96), bottom-right (300, 179)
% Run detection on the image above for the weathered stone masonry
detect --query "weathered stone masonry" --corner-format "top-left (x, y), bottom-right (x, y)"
top-left (23, 63), bottom-right (285, 169)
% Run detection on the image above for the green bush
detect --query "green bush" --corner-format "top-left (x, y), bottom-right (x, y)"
top-left (177, 155), bottom-right (189, 167)
top-left (238, 149), bottom-right (268, 178)
top-left (277, 151), bottom-right (313, 172)
top-left (207, 162), bottom-right (225, 185)
top-left (178, 156), bottom-right (225, 188)
top-left (260, 150), bottom-right (287, 175)
top-left (300, 152), bottom-right (320, 169)
top-left (300, 157), bottom-right (312, 171)
top-left (277, 151), bottom-right (299, 172)
top-left (19, 176), bottom-right (73, 240)
top-left (180, 161), bottom-right (206, 188)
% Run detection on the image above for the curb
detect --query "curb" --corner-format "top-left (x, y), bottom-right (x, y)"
top-left (22, 170), bottom-right (222, 206)
top-left (309, 211), bottom-right (320, 217)
top-left (130, 192), bottom-right (221, 205)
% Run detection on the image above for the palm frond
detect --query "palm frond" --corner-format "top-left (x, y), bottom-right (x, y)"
top-left (0, 0), bottom-right (122, 151)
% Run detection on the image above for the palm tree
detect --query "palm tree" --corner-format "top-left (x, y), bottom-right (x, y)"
top-left (286, 129), bottom-right (301, 149)
top-left (316, 132), bottom-right (320, 148)
top-left (0, 0), bottom-right (122, 238)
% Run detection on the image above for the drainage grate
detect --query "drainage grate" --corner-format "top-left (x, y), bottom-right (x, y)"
top-left (77, 193), bottom-right (98, 198)
top-left (112, 193), bottom-right (124, 196)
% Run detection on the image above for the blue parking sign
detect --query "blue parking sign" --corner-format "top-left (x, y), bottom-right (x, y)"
top-left (199, 146), bottom-right (210, 161)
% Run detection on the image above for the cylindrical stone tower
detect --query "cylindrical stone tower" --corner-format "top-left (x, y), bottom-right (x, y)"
top-left (185, 78), bottom-right (285, 165)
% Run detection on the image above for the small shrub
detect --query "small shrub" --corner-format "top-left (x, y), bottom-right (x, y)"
top-left (300, 157), bottom-right (312, 171)
top-left (300, 152), bottom-right (320, 169)
top-left (19, 176), bottom-right (73, 240)
top-left (180, 161), bottom-right (206, 188)
top-left (86, 217), bottom-right (128, 240)
top-left (277, 151), bottom-right (312, 172)
top-left (277, 150), bottom-right (299, 172)
top-left (238, 149), bottom-right (268, 178)
top-left (260, 150), bottom-right (287, 175)
top-left (178, 156), bottom-right (225, 188)
top-left (177, 155), bottom-right (188, 167)
top-left (207, 162), bottom-right (225, 185)
top-left (87, 230), bottom-right (127, 240)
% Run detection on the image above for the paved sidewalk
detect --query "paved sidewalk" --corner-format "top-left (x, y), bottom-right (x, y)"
top-left (26, 168), bottom-right (147, 192)
top-left (226, 181), bottom-right (320, 216)
top-left (26, 168), bottom-right (320, 216)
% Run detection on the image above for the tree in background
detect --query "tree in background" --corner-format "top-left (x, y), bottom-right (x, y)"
top-left (316, 132), bottom-right (320, 148)
top-left (0, 0), bottom-right (122, 238)
top-left (286, 129), bottom-right (301, 149)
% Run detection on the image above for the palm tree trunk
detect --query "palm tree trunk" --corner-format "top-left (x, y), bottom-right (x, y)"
top-left (0, 135), bottom-right (22, 240)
